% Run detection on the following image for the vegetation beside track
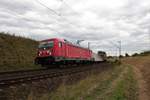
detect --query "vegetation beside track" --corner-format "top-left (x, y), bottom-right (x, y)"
top-left (0, 32), bottom-right (40, 72)
top-left (122, 55), bottom-right (150, 100)
top-left (36, 63), bottom-right (138, 100)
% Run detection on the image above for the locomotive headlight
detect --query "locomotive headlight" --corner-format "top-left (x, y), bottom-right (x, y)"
top-left (47, 50), bottom-right (50, 53)
top-left (38, 51), bottom-right (42, 56)
top-left (38, 52), bottom-right (41, 56)
top-left (47, 50), bottom-right (51, 55)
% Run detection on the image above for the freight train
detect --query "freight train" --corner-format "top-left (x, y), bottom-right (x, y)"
top-left (35, 38), bottom-right (106, 67)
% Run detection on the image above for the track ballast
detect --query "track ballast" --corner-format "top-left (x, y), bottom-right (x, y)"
top-left (0, 62), bottom-right (110, 86)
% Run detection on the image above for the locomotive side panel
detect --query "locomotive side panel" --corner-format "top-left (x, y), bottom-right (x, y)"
top-left (64, 43), bottom-right (92, 60)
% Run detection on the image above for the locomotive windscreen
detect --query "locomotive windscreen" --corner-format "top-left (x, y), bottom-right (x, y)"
top-left (38, 41), bottom-right (54, 49)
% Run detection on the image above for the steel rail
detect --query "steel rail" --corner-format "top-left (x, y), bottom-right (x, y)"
top-left (0, 62), bottom-right (109, 86)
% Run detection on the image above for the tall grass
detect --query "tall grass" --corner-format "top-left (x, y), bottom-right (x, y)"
top-left (0, 32), bottom-right (40, 72)
top-left (48, 65), bottom-right (138, 100)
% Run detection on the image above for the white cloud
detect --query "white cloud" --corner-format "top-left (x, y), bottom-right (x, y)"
top-left (0, 0), bottom-right (150, 55)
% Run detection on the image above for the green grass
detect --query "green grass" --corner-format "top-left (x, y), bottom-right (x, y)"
top-left (46, 65), bottom-right (138, 100)
top-left (0, 32), bottom-right (40, 72)
top-left (83, 66), bottom-right (123, 100)
top-left (47, 65), bottom-right (123, 100)
top-left (106, 66), bottom-right (138, 100)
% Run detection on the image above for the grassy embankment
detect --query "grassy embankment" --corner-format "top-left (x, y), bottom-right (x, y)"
top-left (36, 63), bottom-right (138, 100)
top-left (0, 32), bottom-right (40, 72)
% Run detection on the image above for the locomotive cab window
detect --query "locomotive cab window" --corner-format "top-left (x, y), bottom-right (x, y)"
top-left (59, 42), bottom-right (62, 47)
top-left (38, 41), bottom-right (54, 49)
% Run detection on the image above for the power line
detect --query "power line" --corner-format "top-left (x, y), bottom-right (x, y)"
top-left (5, 10), bottom-right (62, 34)
top-left (108, 41), bottom-right (122, 59)
top-left (7, 0), bottom-right (82, 35)
top-left (118, 41), bottom-right (121, 57)
top-left (149, 30), bottom-right (150, 50)
top-left (60, 0), bottom-right (79, 15)
top-left (59, 0), bottom-right (82, 27)
top-left (88, 42), bottom-right (90, 49)
top-left (35, 0), bottom-right (60, 16)
top-left (35, 0), bottom-right (85, 33)
top-left (5, 0), bottom-right (65, 34)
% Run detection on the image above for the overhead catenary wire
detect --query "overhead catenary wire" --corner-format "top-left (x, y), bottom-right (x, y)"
top-left (59, 0), bottom-right (84, 28)
top-left (59, 0), bottom-right (79, 15)
top-left (35, 0), bottom-right (86, 33)
top-left (3, 10), bottom-right (62, 35)
top-left (0, 0), bottom-right (64, 34)
top-left (0, 0), bottom-right (83, 38)
top-left (35, 0), bottom-right (60, 16)
top-left (108, 41), bottom-right (122, 58)
top-left (149, 30), bottom-right (150, 50)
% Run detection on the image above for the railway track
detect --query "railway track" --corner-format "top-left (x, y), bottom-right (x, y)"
top-left (0, 62), bottom-right (110, 86)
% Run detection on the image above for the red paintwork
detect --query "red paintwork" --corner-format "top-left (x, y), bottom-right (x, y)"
top-left (37, 38), bottom-right (92, 61)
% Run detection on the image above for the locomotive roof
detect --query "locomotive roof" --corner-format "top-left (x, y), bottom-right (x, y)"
top-left (40, 38), bottom-right (92, 51)
top-left (40, 38), bottom-right (64, 42)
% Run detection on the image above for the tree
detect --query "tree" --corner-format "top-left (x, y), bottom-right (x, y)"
top-left (132, 53), bottom-right (139, 57)
top-left (125, 53), bottom-right (129, 57)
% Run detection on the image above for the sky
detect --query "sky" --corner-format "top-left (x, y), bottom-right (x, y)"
top-left (0, 0), bottom-right (150, 56)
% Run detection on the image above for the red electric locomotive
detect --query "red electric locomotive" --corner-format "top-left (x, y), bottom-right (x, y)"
top-left (35, 38), bottom-right (93, 67)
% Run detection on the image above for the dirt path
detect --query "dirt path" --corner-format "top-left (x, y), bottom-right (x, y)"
top-left (132, 63), bottom-right (149, 100)
top-left (122, 56), bottom-right (150, 100)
